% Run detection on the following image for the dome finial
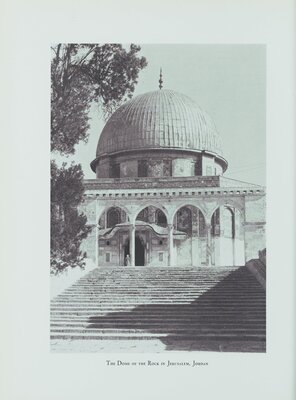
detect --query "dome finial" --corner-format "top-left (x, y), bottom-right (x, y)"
top-left (159, 68), bottom-right (163, 90)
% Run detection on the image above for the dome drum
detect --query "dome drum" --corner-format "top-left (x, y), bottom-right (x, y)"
top-left (91, 148), bottom-right (227, 179)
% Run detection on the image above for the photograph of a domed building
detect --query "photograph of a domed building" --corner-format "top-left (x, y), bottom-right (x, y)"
top-left (50, 44), bottom-right (266, 353)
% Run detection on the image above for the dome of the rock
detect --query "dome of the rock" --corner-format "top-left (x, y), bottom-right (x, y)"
top-left (91, 89), bottom-right (228, 177)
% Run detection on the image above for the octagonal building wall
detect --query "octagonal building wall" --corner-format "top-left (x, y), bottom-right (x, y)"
top-left (95, 151), bottom-right (224, 179)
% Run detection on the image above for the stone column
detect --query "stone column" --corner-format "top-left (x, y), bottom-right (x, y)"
top-left (104, 211), bottom-right (107, 229)
top-left (130, 223), bottom-right (135, 266)
top-left (232, 209), bottom-right (238, 266)
top-left (168, 224), bottom-right (174, 267)
top-left (145, 231), bottom-right (149, 266)
top-left (206, 223), bottom-right (212, 267)
top-left (232, 217), bottom-right (236, 266)
top-left (191, 236), bottom-right (194, 266)
top-left (95, 198), bottom-right (99, 267)
top-left (95, 225), bottom-right (99, 267)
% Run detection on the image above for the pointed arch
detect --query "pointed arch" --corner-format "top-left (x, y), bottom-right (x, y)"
top-left (98, 206), bottom-right (129, 229)
top-left (173, 204), bottom-right (206, 237)
top-left (210, 204), bottom-right (242, 239)
top-left (134, 203), bottom-right (169, 226)
top-left (209, 204), bottom-right (245, 267)
top-left (155, 209), bottom-right (167, 227)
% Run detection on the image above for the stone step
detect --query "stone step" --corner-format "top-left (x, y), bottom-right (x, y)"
top-left (95, 266), bottom-right (239, 269)
top-left (53, 300), bottom-right (264, 305)
top-left (52, 303), bottom-right (265, 308)
top-left (70, 277), bottom-right (259, 282)
top-left (50, 328), bottom-right (266, 335)
top-left (88, 273), bottom-right (243, 276)
top-left (79, 272), bottom-right (236, 276)
top-left (82, 269), bottom-right (235, 272)
top-left (51, 316), bottom-right (265, 322)
top-left (63, 282), bottom-right (261, 287)
top-left (51, 322), bottom-right (265, 329)
top-left (51, 332), bottom-right (265, 341)
top-left (61, 290), bottom-right (261, 295)
top-left (51, 320), bottom-right (265, 326)
top-left (54, 296), bottom-right (264, 302)
top-left (60, 285), bottom-right (262, 291)
top-left (79, 272), bottom-right (235, 276)
top-left (50, 307), bottom-right (266, 314)
top-left (51, 315), bottom-right (265, 321)
top-left (53, 290), bottom-right (265, 296)
top-left (52, 295), bottom-right (266, 301)
top-left (67, 284), bottom-right (260, 289)
top-left (74, 276), bottom-right (256, 281)
top-left (64, 280), bottom-right (260, 284)
top-left (50, 304), bottom-right (266, 311)
top-left (83, 276), bottom-right (240, 280)
top-left (51, 299), bottom-right (265, 305)
top-left (51, 300), bottom-right (265, 311)
top-left (56, 292), bottom-right (263, 299)
top-left (51, 296), bottom-right (265, 307)
top-left (50, 312), bottom-right (265, 318)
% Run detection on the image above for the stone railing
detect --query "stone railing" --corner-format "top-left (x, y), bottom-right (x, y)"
top-left (246, 250), bottom-right (266, 290)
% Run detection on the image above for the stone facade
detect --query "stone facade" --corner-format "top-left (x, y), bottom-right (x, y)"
top-left (79, 176), bottom-right (265, 267)
top-left (81, 88), bottom-right (265, 268)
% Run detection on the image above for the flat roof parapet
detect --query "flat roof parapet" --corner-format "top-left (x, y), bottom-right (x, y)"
top-left (83, 176), bottom-right (264, 192)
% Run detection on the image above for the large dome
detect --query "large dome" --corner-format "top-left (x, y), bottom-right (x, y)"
top-left (96, 89), bottom-right (223, 158)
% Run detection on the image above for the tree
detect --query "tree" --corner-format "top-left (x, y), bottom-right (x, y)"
top-left (51, 161), bottom-right (92, 274)
top-left (51, 43), bottom-right (147, 273)
top-left (51, 44), bottom-right (147, 154)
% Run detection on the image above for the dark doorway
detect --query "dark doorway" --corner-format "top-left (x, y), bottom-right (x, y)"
top-left (135, 236), bottom-right (145, 266)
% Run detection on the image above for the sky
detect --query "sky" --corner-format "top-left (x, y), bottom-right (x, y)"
top-left (60, 44), bottom-right (266, 186)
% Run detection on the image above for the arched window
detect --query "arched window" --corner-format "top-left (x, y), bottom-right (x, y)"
top-left (177, 207), bottom-right (192, 234)
top-left (156, 209), bottom-right (167, 227)
top-left (110, 163), bottom-right (120, 178)
top-left (138, 160), bottom-right (148, 177)
top-left (107, 208), bottom-right (120, 228)
top-left (211, 208), bottom-right (220, 236)
top-left (136, 207), bottom-right (149, 222)
top-left (198, 210), bottom-right (206, 237)
top-left (223, 207), bottom-right (235, 238)
top-left (211, 207), bottom-right (235, 238)
top-left (163, 160), bottom-right (172, 176)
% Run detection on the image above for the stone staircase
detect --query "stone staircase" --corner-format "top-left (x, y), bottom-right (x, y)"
top-left (50, 266), bottom-right (266, 352)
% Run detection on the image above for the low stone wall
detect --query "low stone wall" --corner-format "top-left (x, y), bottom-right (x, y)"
top-left (246, 258), bottom-right (266, 290)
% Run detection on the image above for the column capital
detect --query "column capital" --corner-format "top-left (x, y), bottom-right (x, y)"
top-left (88, 223), bottom-right (100, 229)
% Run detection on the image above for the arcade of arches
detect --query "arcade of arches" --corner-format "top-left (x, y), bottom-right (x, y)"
top-left (94, 204), bottom-right (245, 267)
